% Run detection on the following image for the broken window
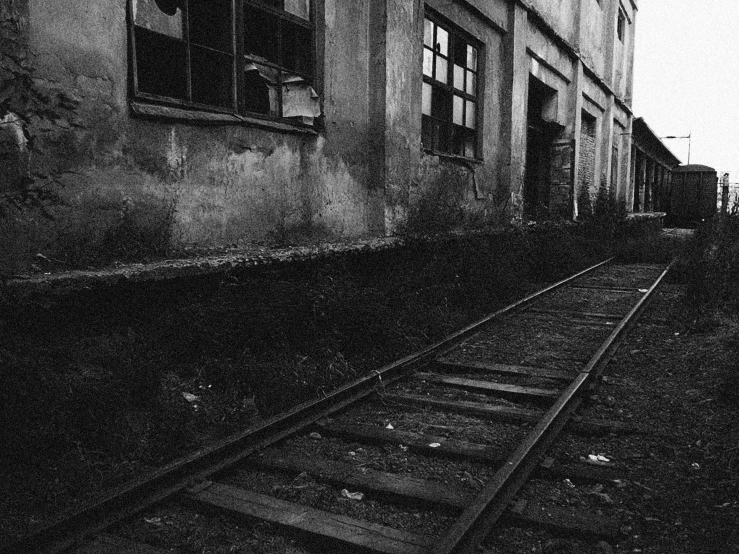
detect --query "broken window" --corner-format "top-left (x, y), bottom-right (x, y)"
top-left (129, 0), bottom-right (319, 124)
top-left (243, 0), bottom-right (319, 123)
top-left (422, 14), bottom-right (479, 158)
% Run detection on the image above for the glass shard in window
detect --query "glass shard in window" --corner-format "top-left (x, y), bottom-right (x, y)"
top-left (133, 0), bottom-right (183, 38)
top-left (435, 26), bottom-right (448, 56)
top-left (282, 76), bottom-right (320, 123)
top-left (285, 0), bottom-right (310, 20)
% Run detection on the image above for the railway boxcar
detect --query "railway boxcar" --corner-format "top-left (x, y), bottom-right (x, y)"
top-left (667, 165), bottom-right (718, 226)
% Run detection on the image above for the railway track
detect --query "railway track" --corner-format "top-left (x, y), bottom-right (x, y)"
top-left (3, 259), bottom-right (673, 554)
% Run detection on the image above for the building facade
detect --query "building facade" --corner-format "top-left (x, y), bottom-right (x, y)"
top-left (0, 0), bottom-right (637, 272)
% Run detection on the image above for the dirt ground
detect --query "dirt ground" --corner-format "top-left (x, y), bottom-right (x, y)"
top-left (595, 285), bottom-right (739, 553)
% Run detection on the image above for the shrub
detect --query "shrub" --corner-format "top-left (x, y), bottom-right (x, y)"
top-left (683, 214), bottom-right (739, 317)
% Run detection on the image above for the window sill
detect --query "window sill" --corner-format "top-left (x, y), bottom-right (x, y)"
top-left (423, 149), bottom-right (483, 164)
top-left (129, 101), bottom-right (319, 136)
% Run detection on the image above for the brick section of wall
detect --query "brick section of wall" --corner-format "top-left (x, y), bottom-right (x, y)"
top-left (579, 114), bottom-right (597, 194)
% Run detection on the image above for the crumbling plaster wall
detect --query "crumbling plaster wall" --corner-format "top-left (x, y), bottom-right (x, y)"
top-left (528, 0), bottom-right (578, 47)
top-left (614, 2), bottom-right (636, 102)
top-left (579, 0), bottom-right (607, 77)
top-left (9, 0), bottom-right (378, 272)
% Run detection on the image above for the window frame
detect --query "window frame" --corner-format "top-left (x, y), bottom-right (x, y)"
top-left (127, 0), bottom-right (318, 127)
top-left (421, 11), bottom-right (482, 160)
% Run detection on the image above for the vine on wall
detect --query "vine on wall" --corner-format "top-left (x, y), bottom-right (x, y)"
top-left (0, 0), bottom-right (78, 217)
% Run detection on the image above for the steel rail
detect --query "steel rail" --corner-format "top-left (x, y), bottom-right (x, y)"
top-left (434, 260), bottom-right (675, 554)
top-left (0, 258), bottom-right (612, 554)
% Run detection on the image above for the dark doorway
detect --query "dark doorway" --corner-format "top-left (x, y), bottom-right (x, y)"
top-left (524, 78), bottom-right (559, 218)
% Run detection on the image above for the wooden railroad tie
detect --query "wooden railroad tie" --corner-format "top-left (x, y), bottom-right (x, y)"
top-left (569, 284), bottom-right (644, 292)
top-left (317, 422), bottom-right (622, 484)
top-left (414, 372), bottom-right (561, 401)
top-left (185, 481), bottom-right (433, 554)
top-left (382, 393), bottom-right (637, 435)
top-left (432, 359), bottom-right (574, 381)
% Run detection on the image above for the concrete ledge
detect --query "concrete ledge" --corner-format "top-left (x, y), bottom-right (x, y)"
top-left (624, 212), bottom-right (666, 237)
top-left (2, 228), bottom-right (524, 300)
top-left (3, 221), bottom-right (604, 300)
top-left (2, 237), bottom-right (402, 299)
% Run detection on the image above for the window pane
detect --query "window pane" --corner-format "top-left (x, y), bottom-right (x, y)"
top-left (244, 5), bottom-right (279, 63)
top-left (424, 18), bottom-right (434, 47)
top-left (191, 46), bottom-right (234, 108)
top-left (465, 100), bottom-right (475, 129)
top-left (466, 45), bottom-right (477, 70)
top-left (431, 86), bottom-right (450, 120)
top-left (135, 26), bottom-right (187, 99)
top-left (436, 26), bottom-right (448, 56)
top-left (437, 120), bottom-right (450, 152)
top-left (422, 82), bottom-right (432, 115)
top-left (465, 71), bottom-right (476, 95)
top-left (423, 48), bottom-right (433, 77)
top-left (189, 0), bottom-right (233, 52)
top-left (435, 56), bottom-right (447, 84)
top-left (464, 132), bottom-right (475, 158)
top-left (244, 61), bottom-right (279, 115)
top-left (285, 0), bottom-right (310, 20)
top-left (281, 19), bottom-right (312, 74)
top-left (422, 114), bottom-right (435, 150)
top-left (453, 94), bottom-right (463, 126)
top-left (453, 64), bottom-right (464, 91)
top-left (453, 35), bottom-right (467, 67)
top-left (451, 125), bottom-right (465, 156)
top-left (133, 0), bottom-right (183, 38)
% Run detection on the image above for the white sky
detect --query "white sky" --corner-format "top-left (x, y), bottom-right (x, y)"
top-left (632, 0), bottom-right (739, 177)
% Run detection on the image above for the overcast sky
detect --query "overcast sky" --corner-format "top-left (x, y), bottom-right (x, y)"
top-left (632, 0), bottom-right (739, 177)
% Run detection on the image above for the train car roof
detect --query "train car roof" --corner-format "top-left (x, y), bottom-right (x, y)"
top-left (673, 164), bottom-right (716, 172)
